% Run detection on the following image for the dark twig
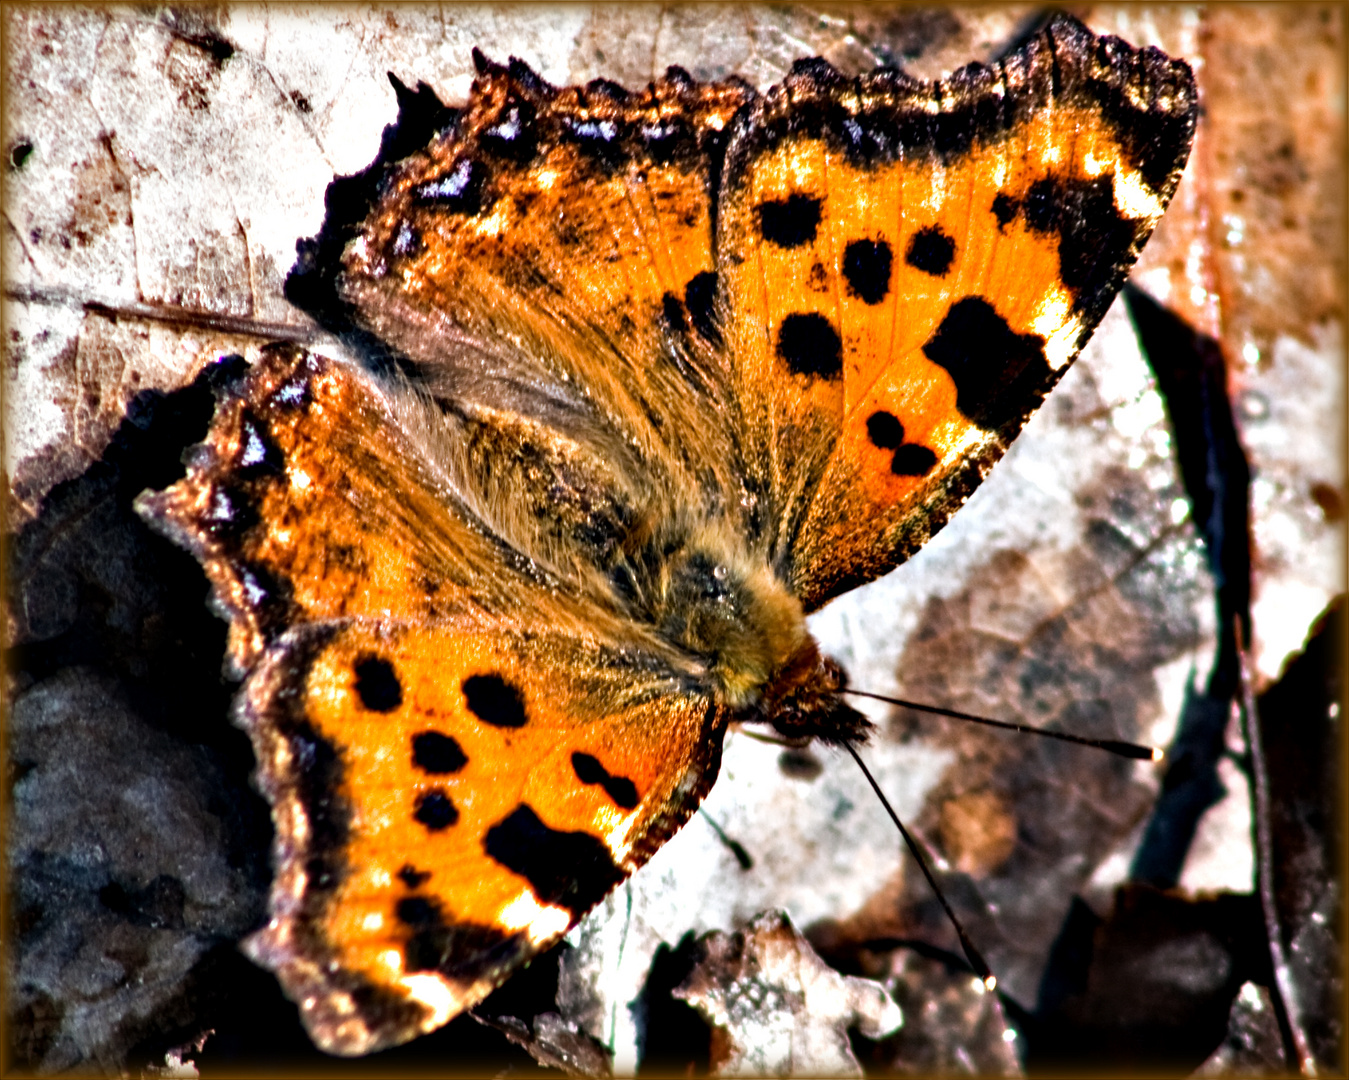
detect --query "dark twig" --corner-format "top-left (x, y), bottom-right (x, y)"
top-left (1238, 615), bottom-right (1317, 1076)
top-left (5, 283), bottom-right (319, 343)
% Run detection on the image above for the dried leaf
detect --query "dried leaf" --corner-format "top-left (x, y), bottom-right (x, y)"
top-left (1193, 982), bottom-right (1290, 1077)
top-left (672, 911), bottom-right (902, 1078)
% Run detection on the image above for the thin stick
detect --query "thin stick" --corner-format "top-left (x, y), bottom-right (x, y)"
top-left (1237, 616), bottom-right (1317, 1076)
top-left (844, 689), bottom-right (1162, 762)
top-left (844, 742), bottom-right (997, 992)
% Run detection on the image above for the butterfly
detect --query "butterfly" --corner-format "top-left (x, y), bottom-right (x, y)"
top-left (135, 12), bottom-right (1196, 1057)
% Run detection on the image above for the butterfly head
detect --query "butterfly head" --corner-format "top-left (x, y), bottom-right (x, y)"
top-left (753, 643), bottom-right (871, 747)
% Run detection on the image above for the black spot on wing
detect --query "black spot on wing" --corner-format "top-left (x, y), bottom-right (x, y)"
top-left (866, 411), bottom-right (905, 450)
top-left (412, 731), bottom-right (468, 774)
top-left (757, 194), bottom-right (821, 248)
top-left (393, 890), bottom-right (527, 976)
top-left (865, 410), bottom-right (937, 476)
top-left (992, 192), bottom-right (1019, 229)
top-left (922, 296), bottom-right (1052, 430)
top-left (354, 655), bottom-right (402, 713)
top-left (462, 673), bottom-right (528, 728)
top-left (571, 752), bottom-right (640, 810)
top-left (661, 291), bottom-right (687, 333)
top-left (905, 226), bottom-right (955, 277)
top-left (1023, 174), bottom-right (1139, 314)
top-left (397, 864), bottom-right (431, 889)
top-left (684, 271), bottom-right (719, 344)
top-left (484, 804), bottom-right (625, 918)
top-left (413, 790), bottom-right (459, 831)
top-left (777, 312), bottom-right (842, 380)
top-left (396, 894), bottom-right (442, 929)
top-left (843, 239), bottom-right (893, 304)
top-left (891, 443), bottom-right (938, 477)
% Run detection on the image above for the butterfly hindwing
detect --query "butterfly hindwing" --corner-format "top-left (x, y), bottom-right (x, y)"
top-left (139, 347), bottom-right (730, 1055)
top-left (240, 617), bottom-right (725, 1055)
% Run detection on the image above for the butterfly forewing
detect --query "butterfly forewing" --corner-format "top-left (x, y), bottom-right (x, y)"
top-left (716, 20), bottom-right (1196, 608)
top-left (335, 62), bottom-right (757, 544)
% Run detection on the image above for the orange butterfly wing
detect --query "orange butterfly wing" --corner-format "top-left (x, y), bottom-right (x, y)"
top-left (139, 348), bottom-right (728, 1054)
top-left (714, 17), bottom-right (1197, 608)
top-left (240, 618), bottom-right (722, 1055)
top-left (301, 60), bottom-right (759, 526)
top-left (137, 346), bottom-right (578, 671)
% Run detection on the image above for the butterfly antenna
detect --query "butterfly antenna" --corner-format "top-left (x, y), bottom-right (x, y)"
top-left (843, 741), bottom-right (997, 992)
top-left (843, 690), bottom-right (1162, 762)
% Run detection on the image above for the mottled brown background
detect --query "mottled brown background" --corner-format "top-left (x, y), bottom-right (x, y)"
top-left (5, 6), bottom-right (1342, 1076)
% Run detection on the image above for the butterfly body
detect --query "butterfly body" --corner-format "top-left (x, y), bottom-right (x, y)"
top-left (138, 14), bottom-right (1196, 1056)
